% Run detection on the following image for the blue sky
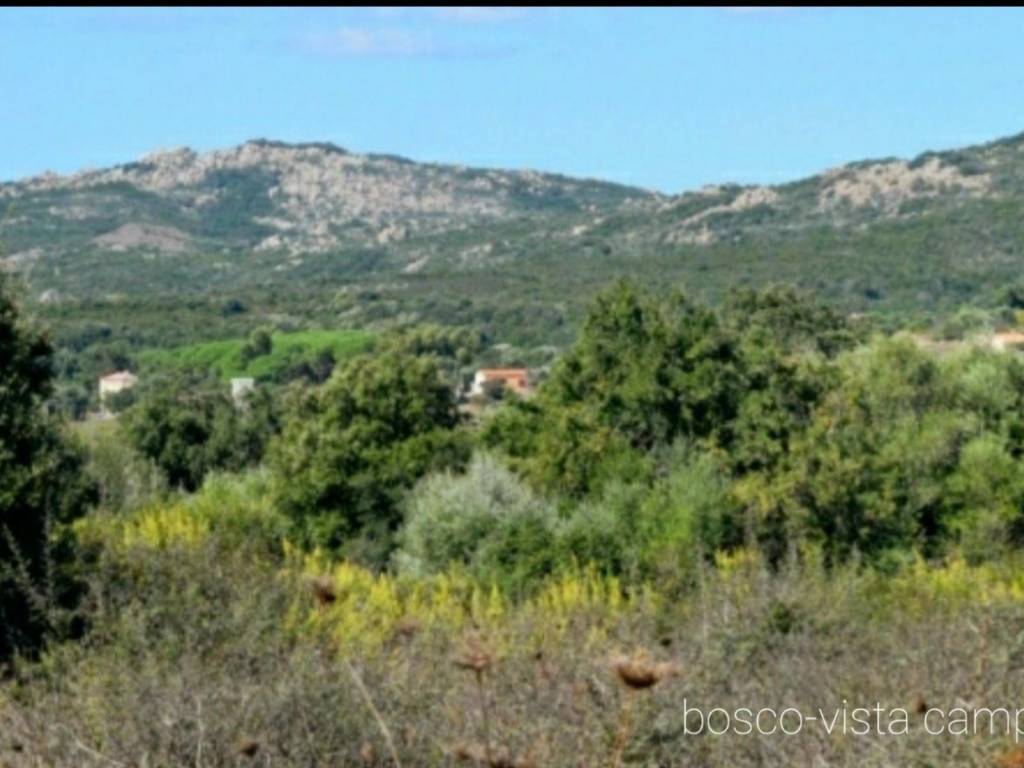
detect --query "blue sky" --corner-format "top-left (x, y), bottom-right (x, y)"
top-left (2, 7), bottom-right (1024, 193)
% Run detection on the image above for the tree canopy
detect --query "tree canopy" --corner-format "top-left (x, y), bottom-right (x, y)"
top-left (0, 276), bottom-right (96, 659)
top-left (269, 350), bottom-right (469, 564)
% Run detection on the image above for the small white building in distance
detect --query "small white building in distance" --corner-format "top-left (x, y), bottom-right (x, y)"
top-left (98, 370), bottom-right (138, 405)
top-left (231, 377), bottom-right (256, 405)
top-left (469, 368), bottom-right (531, 398)
top-left (990, 330), bottom-right (1024, 352)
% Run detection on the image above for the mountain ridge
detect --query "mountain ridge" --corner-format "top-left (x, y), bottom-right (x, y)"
top-left (4, 130), bottom-right (1024, 327)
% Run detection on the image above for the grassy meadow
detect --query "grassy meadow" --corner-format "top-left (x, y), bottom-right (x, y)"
top-left (4, 473), bottom-right (1024, 767)
top-left (137, 328), bottom-right (375, 380)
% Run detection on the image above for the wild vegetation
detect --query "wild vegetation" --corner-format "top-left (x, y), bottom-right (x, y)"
top-left (138, 328), bottom-right (375, 381)
top-left (10, 130), bottom-right (1024, 403)
top-left (5, 265), bottom-right (1024, 765)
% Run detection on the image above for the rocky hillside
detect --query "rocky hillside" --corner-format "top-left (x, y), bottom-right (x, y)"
top-left (0, 139), bottom-right (650, 262)
top-left (4, 132), bottom-right (1024, 320)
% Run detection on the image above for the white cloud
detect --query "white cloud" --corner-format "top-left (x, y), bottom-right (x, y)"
top-left (300, 26), bottom-right (439, 57)
top-left (431, 7), bottom-right (529, 24)
top-left (295, 15), bottom-right (526, 59)
top-left (725, 7), bottom-right (803, 16)
top-left (728, 7), bottom-right (795, 12)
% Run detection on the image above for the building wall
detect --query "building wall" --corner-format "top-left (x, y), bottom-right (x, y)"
top-left (470, 371), bottom-right (530, 397)
top-left (99, 377), bottom-right (137, 400)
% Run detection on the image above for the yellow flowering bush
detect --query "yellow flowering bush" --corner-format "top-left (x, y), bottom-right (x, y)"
top-left (283, 547), bottom-right (646, 654)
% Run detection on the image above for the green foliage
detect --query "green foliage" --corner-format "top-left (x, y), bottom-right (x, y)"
top-left (937, 306), bottom-right (993, 340)
top-left (395, 454), bottom-right (559, 591)
top-left (48, 382), bottom-right (91, 420)
top-left (548, 446), bottom-right (738, 587)
top-left (104, 386), bottom-right (137, 414)
top-left (269, 350), bottom-right (470, 564)
top-left (123, 372), bottom-right (278, 492)
top-left (747, 338), bottom-right (1024, 565)
top-left (944, 433), bottom-right (1024, 562)
top-left (633, 447), bottom-right (739, 581)
top-left (74, 419), bottom-right (167, 513)
top-left (722, 286), bottom-right (854, 475)
top-left (485, 283), bottom-right (856, 495)
top-left (139, 328), bottom-right (374, 382)
top-left (240, 325), bottom-right (273, 363)
top-left (721, 284), bottom-right (859, 357)
top-left (0, 276), bottom-right (96, 660)
top-left (488, 281), bottom-right (743, 496)
top-left (396, 442), bottom-right (739, 593)
top-left (481, 283), bottom-right (1024, 572)
top-left (21, 269), bottom-right (1024, 663)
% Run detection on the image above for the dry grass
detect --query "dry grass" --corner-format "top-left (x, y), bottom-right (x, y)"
top-left (3, 542), bottom-right (1024, 766)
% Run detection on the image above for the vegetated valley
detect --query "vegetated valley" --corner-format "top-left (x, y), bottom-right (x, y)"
top-left (4, 133), bottom-right (1024, 766)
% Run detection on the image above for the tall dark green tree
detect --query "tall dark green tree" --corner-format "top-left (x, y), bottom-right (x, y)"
top-left (0, 276), bottom-right (95, 660)
top-left (721, 286), bottom-right (854, 476)
top-left (269, 350), bottom-right (469, 564)
top-left (486, 281), bottom-right (744, 496)
top-left (123, 372), bottom-right (277, 492)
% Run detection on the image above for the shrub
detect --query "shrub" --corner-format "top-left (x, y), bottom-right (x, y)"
top-left (82, 421), bottom-right (167, 513)
top-left (395, 454), bottom-right (559, 591)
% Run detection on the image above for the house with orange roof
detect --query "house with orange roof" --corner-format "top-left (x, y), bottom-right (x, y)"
top-left (469, 368), bottom-right (531, 398)
top-left (990, 330), bottom-right (1024, 351)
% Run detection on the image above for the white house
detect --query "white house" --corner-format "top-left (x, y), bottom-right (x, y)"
top-left (98, 370), bottom-right (138, 404)
top-left (231, 377), bottom-right (256, 405)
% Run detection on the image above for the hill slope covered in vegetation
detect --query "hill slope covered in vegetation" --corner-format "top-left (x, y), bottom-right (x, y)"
top-left (4, 131), bottom-right (1024, 337)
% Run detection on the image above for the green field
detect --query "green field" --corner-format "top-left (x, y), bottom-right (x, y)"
top-left (138, 329), bottom-right (375, 380)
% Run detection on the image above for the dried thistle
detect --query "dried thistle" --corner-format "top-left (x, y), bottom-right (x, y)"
top-left (450, 743), bottom-right (534, 768)
top-left (454, 634), bottom-right (498, 765)
top-left (344, 659), bottom-right (402, 768)
top-left (454, 637), bottom-right (494, 674)
top-left (451, 743), bottom-right (477, 762)
top-left (997, 747), bottom-right (1024, 768)
top-left (608, 650), bottom-right (678, 768)
top-left (236, 737), bottom-right (260, 758)
top-left (310, 575), bottom-right (337, 607)
top-left (911, 693), bottom-right (928, 715)
top-left (610, 652), bottom-right (678, 691)
top-left (359, 740), bottom-right (376, 764)
top-left (394, 615), bottom-right (421, 640)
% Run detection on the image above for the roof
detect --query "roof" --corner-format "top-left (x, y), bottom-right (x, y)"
top-left (477, 368), bottom-right (529, 379)
top-left (99, 370), bottom-right (137, 383)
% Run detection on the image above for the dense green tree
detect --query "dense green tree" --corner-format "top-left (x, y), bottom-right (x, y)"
top-left (721, 285), bottom-right (859, 357)
top-left (274, 348), bottom-right (336, 385)
top-left (486, 281), bottom-right (744, 496)
top-left (0, 276), bottom-right (96, 660)
top-left (240, 326), bottom-right (273, 362)
top-left (269, 351), bottom-right (469, 564)
top-left (722, 287), bottom-right (852, 475)
top-left (752, 338), bottom-right (1024, 566)
top-left (123, 373), bottom-right (276, 491)
top-left (482, 283), bottom-right (1024, 570)
top-left (48, 383), bottom-right (92, 420)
